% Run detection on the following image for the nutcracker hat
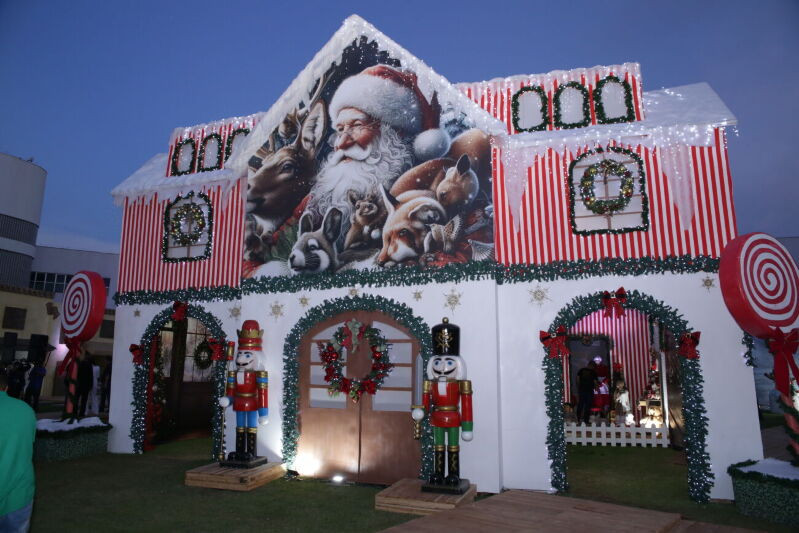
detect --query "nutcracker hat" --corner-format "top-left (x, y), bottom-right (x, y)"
top-left (329, 64), bottom-right (451, 161)
top-left (237, 320), bottom-right (263, 351)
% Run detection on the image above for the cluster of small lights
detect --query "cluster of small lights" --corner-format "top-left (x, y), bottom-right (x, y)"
top-left (543, 289), bottom-right (714, 502)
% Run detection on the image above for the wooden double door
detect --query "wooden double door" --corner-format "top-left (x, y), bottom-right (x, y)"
top-left (296, 311), bottom-right (421, 484)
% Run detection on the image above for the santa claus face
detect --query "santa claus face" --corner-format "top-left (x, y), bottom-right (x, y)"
top-left (428, 355), bottom-right (466, 381)
top-left (236, 350), bottom-right (256, 370)
top-left (333, 108), bottom-right (379, 158)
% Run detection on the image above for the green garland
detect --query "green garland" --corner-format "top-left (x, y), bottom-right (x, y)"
top-left (319, 320), bottom-right (393, 402)
top-left (511, 85), bottom-right (548, 132)
top-left (580, 159), bottom-right (635, 215)
top-left (553, 81), bottom-right (590, 129)
top-left (162, 192), bottom-right (213, 263)
top-left (198, 133), bottom-right (224, 172)
top-left (568, 146), bottom-right (650, 236)
top-left (593, 75), bottom-right (636, 125)
top-left (170, 138), bottom-right (197, 176)
top-left (225, 128), bottom-right (250, 162)
top-left (281, 295), bottom-right (433, 478)
top-left (130, 303), bottom-right (228, 458)
top-left (742, 332), bottom-right (755, 367)
top-left (728, 459), bottom-right (799, 526)
top-left (115, 255), bottom-right (721, 305)
top-left (193, 339), bottom-right (214, 370)
top-left (543, 289), bottom-right (714, 502)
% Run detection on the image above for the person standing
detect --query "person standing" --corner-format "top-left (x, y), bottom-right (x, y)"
top-left (23, 363), bottom-right (46, 412)
top-left (99, 362), bottom-right (112, 413)
top-left (76, 353), bottom-right (94, 418)
top-left (0, 372), bottom-right (37, 532)
top-left (7, 362), bottom-right (27, 399)
top-left (576, 361), bottom-right (598, 424)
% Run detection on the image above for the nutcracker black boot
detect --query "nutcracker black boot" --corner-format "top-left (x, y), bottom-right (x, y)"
top-left (231, 427), bottom-right (246, 461)
top-left (445, 446), bottom-right (461, 486)
top-left (246, 428), bottom-right (258, 460)
top-left (429, 447), bottom-right (445, 485)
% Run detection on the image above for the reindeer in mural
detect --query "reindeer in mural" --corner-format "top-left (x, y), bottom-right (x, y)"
top-left (245, 77), bottom-right (331, 263)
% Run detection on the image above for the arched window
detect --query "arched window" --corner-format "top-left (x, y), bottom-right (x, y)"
top-left (512, 85), bottom-right (548, 132)
top-left (225, 128), bottom-right (250, 162)
top-left (198, 133), bottom-right (223, 172)
top-left (594, 75), bottom-right (636, 124)
top-left (554, 82), bottom-right (590, 129)
top-left (162, 192), bottom-right (213, 262)
top-left (170, 138), bottom-right (197, 176)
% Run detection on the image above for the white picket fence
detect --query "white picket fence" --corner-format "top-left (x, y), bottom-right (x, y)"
top-left (564, 422), bottom-right (670, 447)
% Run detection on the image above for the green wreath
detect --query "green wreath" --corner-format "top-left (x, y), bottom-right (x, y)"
top-left (169, 203), bottom-right (206, 246)
top-left (580, 159), bottom-right (635, 215)
top-left (318, 318), bottom-right (393, 402)
top-left (193, 339), bottom-right (214, 370)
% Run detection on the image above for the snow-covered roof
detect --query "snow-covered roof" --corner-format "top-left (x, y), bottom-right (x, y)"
top-left (111, 15), bottom-right (737, 204)
top-left (499, 82), bottom-right (736, 155)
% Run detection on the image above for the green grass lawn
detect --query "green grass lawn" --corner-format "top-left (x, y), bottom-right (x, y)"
top-left (567, 445), bottom-right (792, 532)
top-left (32, 438), bottom-right (415, 533)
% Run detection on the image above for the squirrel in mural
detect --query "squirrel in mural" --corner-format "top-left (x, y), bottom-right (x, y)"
top-left (218, 320), bottom-right (269, 466)
top-left (412, 317), bottom-right (473, 493)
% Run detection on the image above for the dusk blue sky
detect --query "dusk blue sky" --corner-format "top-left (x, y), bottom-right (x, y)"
top-left (1, 0), bottom-right (796, 252)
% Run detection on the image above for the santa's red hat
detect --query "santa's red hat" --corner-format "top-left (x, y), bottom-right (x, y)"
top-left (237, 320), bottom-right (263, 351)
top-left (329, 65), bottom-right (451, 161)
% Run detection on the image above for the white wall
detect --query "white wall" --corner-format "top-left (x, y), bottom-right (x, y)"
top-left (496, 272), bottom-right (762, 500)
top-left (0, 152), bottom-right (46, 225)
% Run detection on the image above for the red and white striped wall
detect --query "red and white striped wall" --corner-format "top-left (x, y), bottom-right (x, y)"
top-left (117, 180), bottom-right (244, 292)
top-left (492, 129), bottom-right (737, 265)
top-left (562, 308), bottom-right (651, 421)
top-left (166, 114), bottom-right (259, 177)
top-left (457, 63), bottom-right (644, 135)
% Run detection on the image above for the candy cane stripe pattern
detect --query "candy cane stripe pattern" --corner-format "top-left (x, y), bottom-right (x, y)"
top-left (720, 233), bottom-right (799, 339)
top-left (60, 271), bottom-right (107, 341)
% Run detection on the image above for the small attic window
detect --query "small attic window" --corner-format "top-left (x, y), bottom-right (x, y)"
top-left (225, 128), bottom-right (250, 162)
top-left (162, 192), bottom-right (213, 262)
top-left (512, 86), bottom-right (548, 132)
top-left (554, 82), bottom-right (590, 129)
top-left (198, 133), bottom-right (223, 172)
top-left (568, 146), bottom-right (649, 235)
top-left (171, 138), bottom-right (197, 176)
top-left (594, 76), bottom-right (635, 124)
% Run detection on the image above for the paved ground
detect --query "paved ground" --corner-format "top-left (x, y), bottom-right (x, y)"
top-left (761, 425), bottom-right (792, 461)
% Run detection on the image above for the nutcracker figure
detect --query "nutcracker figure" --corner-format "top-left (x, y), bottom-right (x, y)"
top-left (412, 318), bottom-right (473, 494)
top-left (218, 320), bottom-right (269, 468)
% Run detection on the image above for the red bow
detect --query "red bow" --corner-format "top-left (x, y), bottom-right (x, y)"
top-left (340, 378), bottom-right (352, 394)
top-left (767, 328), bottom-right (799, 398)
top-left (362, 379), bottom-right (377, 395)
top-left (341, 325), bottom-right (354, 351)
top-left (171, 301), bottom-right (188, 321)
top-left (57, 338), bottom-right (82, 376)
top-left (371, 345), bottom-right (383, 359)
top-left (208, 338), bottom-right (225, 361)
top-left (678, 332), bottom-right (701, 359)
top-left (613, 362), bottom-right (623, 372)
top-left (129, 344), bottom-right (144, 365)
top-left (602, 287), bottom-right (627, 318)
top-left (540, 325), bottom-right (569, 359)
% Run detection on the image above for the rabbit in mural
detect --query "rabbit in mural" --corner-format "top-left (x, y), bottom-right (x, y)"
top-left (288, 208), bottom-right (343, 274)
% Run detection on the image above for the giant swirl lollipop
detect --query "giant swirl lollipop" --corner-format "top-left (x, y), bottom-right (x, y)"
top-left (57, 271), bottom-right (107, 421)
top-left (720, 232), bottom-right (799, 463)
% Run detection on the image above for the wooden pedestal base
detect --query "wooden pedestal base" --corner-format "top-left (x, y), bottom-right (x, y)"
top-left (185, 462), bottom-right (285, 491)
top-left (375, 478), bottom-right (476, 515)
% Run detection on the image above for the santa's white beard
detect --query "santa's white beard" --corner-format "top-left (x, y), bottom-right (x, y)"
top-left (307, 124), bottom-right (413, 222)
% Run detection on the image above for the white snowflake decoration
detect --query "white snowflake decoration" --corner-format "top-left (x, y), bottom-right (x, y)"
top-left (349, 287), bottom-right (359, 297)
top-left (298, 295), bottom-right (310, 307)
top-left (229, 305), bottom-right (241, 318)
top-left (269, 302), bottom-right (284, 321)
top-left (701, 276), bottom-right (715, 291)
top-left (444, 287), bottom-right (462, 312)
top-left (133, 309), bottom-right (141, 317)
top-left (529, 285), bottom-right (550, 307)
top-left (413, 290), bottom-right (423, 301)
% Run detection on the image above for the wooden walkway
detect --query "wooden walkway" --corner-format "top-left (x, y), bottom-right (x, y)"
top-left (381, 490), bottom-right (758, 533)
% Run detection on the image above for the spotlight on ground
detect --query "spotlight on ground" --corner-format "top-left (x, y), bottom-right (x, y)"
top-left (331, 474), bottom-right (344, 483)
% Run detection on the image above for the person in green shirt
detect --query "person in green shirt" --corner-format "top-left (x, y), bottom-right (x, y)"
top-left (0, 371), bottom-right (36, 533)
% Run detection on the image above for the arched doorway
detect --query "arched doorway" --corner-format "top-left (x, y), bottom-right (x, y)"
top-left (296, 310), bottom-right (421, 484)
top-left (281, 294), bottom-right (434, 484)
top-left (542, 289), bottom-right (713, 502)
top-left (130, 303), bottom-right (228, 457)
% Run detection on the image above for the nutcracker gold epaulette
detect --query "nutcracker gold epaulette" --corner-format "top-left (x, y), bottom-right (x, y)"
top-left (459, 380), bottom-right (472, 394)
top-left (227, 371), bottom-right (236, 378)
top-left (423, 380), bottom-right (432, 392)
top-left (257, 371), bottom-right (268, 378)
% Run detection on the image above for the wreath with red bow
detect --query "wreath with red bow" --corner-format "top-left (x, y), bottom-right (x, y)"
top-left (318, 319), bottom-right (393, 403)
